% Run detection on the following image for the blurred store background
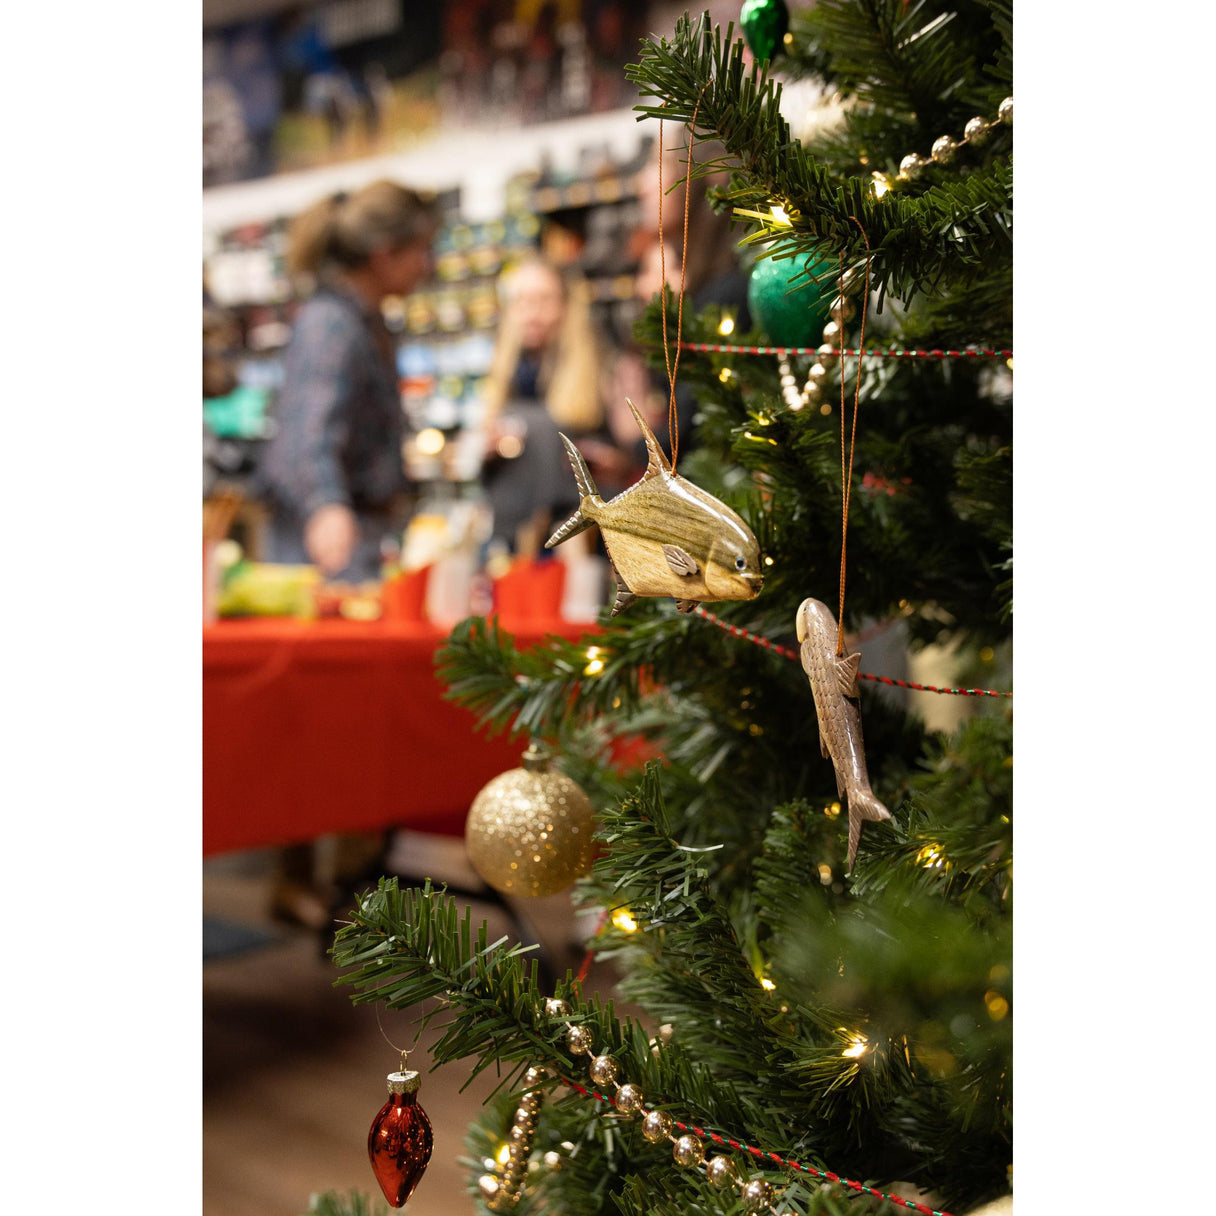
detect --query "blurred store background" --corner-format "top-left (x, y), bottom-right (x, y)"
top-left (202, 5), bottom-right (743, 1215)
top-left (201, 1), bottom-right (770, 611)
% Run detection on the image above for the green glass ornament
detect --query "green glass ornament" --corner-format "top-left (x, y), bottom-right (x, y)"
top-left (747, 248), bottom-right (834, 347)
top-left (740, 0), bottom-right (789, 62)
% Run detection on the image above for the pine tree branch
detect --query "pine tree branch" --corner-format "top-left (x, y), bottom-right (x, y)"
top-left (625, 12), bottom-right (1012, 306)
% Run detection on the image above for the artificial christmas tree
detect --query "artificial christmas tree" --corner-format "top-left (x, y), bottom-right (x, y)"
top-left (331, 3), bottom-right (1012, 1212)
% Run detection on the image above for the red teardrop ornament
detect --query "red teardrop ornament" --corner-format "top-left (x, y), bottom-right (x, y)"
top-left (368, 1070), bottom-right (434, 1207)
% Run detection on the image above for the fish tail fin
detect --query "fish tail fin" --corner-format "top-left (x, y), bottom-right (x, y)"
top-left (846, 789), bottom-right (892, 872)
top-left (546, 508), bottom-right (594, 549)
top-left (546, 435), bottom-right (599, 549)
top-left (560, 433), bottom-right (599, 500)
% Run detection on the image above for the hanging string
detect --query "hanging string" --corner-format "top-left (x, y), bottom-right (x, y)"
top-left (656, 85), bottom-right (708, 472)
top-left (375, 1006), bottom-right (411, 1072)
top-left (835, 222), bottom-right (873, 655)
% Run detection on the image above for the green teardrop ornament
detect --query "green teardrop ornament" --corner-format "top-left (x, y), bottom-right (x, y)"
top-left (740, 0), bottom-right (789, 62)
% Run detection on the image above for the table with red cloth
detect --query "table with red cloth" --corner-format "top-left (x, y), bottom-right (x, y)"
top-left (203, 615), bottom-right (593, 856)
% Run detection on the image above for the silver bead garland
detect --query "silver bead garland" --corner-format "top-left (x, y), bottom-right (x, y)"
top-left (539, 996), bottom-right (784, 1212)
top-left (894, 96), bottom-right (1012, 182)
top-left (776, 100), bottom-right (1012, 415)
top-left (480, 1065), bottom-right (548, 1211)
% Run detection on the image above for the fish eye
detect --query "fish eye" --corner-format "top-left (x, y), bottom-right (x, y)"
top-left (734, 557), bottom-right (747, 571)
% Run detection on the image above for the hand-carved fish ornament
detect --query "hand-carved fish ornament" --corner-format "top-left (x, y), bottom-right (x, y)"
top-left (546, 400), bottom-right (764, 615)
top-left (796, 596), bottom-right (892, 870)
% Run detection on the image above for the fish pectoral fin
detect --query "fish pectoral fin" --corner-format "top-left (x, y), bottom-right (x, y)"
top-left (835, 651), bottom-right (862, 697)
top-left (675, 599), bottom-right (700, 614)
top-left (663, 544), bottom-right (700, 577)
top-left (546, 508), bottom-right (594, 549)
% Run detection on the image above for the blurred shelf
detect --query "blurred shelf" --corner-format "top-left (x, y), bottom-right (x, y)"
top-left (202, 107), bottom-right (645, 233)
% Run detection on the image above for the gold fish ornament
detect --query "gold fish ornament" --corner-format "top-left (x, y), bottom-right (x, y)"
top-left (796, 597), bottom-right (892, 871)
top-left (546, 400), bottom-right (764, 615)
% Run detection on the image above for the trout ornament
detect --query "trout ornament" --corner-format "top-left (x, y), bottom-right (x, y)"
top-left (796, 597), bottom-right (891, 870)
top-left (546, 400), bottom-right (764, 614)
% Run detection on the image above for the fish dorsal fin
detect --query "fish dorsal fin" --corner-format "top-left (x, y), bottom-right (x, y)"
top-left (626, 399), bottom-right (671, 479)
top-left (836, 651), bottom-right (861, 697)
top-left (662, 544), bottom-right (699, 577)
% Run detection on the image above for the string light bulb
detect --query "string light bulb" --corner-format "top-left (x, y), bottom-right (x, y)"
top-left (871, 171), bottom-right (892, 198)
top-left (611, 908), bottom-right (638, 933)
top-left (718, 313), bottom-right (736, 336)
top-left (841, 1033), bottom-right (868, 1059)
top-left (915, 844), bottom-right (947, 869)
top-left (769, 202), bottom-right (791, 226)
top-left (583, 646), bottom-right (605, 676)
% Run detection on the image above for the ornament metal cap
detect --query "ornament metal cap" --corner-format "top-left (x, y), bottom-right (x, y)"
top-left (386, 1069), bottom-right (422, 1095)
top-left (520, 740), bottom-right (552, 772)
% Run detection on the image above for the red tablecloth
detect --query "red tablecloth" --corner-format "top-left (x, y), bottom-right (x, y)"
top-left (203, 615), bottom-right (593, 856)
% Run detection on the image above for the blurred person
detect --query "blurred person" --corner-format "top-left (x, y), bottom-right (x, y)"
top-left (609, 135), bottom-right (753, 466)
top-left (479, 254), bottom-right (620, 553)
top-left (260, 180), bottom-right (438, 583)
top-left (255, 182), bottom-right (436, 931)
top-left (635, 135), bottom-right (750, 313)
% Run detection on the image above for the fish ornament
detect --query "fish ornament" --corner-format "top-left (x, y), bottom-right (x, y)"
top-left (796, 597), bottom-right (891, 870)
top-left (546, 400), bottom-right (764, 615)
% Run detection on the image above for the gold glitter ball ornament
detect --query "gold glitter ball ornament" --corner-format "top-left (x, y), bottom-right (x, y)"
top-left (465, 743), bottom-right (596, 898)
top-left (642, 1110), bottom-right (673, 1142)
top-left (706, 1156), bottom-right (738, 1189)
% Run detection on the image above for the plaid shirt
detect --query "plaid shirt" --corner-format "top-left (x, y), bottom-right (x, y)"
top-left (261, 285), bottom-right (406, 520)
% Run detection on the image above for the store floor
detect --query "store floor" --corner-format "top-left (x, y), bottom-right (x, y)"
top-left (204, 834), bottom-right (620, 1216)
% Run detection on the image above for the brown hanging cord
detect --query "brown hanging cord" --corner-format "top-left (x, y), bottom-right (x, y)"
top-left (657, 85), bottom-right (709, 473)
top-left (836, 220), bottom-right (873, 656)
